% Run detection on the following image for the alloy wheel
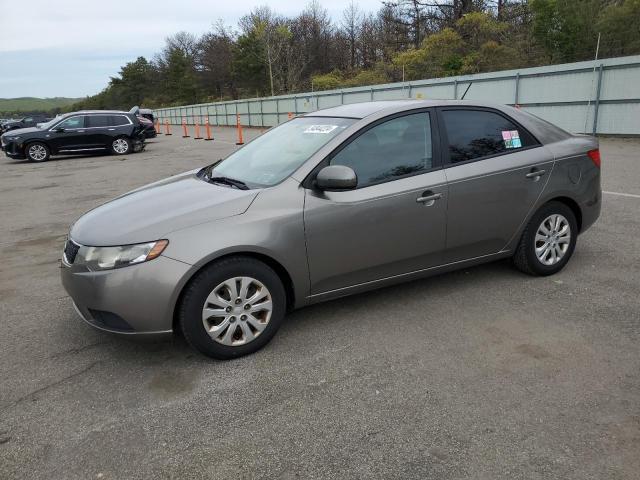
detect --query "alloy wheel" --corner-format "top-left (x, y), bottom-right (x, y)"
top-left (535, 214), bottom-right (571, 266)
top-left (112, 138), bottom-right (129, 154)
top-left (202, 276), bottom-right (273, 346)
top-left (28, 144), bottom-right (47, 161)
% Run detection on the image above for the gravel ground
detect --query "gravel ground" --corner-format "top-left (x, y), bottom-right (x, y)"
top-left (0, 131), bottom-right (638, 479)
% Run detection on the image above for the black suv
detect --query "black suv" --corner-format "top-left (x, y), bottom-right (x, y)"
top-left (0, 115), bottom-right (51, 134)
top-left (1, 111), bottom-right (146, 162)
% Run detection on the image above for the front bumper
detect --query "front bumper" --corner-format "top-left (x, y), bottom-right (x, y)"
top-left (61, 253), bottom-right (192, 335)
top-left (1, 140), bottom-right (25, 159)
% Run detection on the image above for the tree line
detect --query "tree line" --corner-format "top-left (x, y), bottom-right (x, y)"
top-left (69, 0), bottom-right (640, 112)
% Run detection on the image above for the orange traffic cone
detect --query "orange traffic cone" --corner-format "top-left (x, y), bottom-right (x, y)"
top-left (194, 118), bottom-right (202, 139)
top-left (164, 119), bottom-right (172, 135)
top-left (204, 118), bottom-right (214, 141)
top-left (235, 113), bottom-right (244, 145)
top-left (181, 118), bottom-right (190, 138)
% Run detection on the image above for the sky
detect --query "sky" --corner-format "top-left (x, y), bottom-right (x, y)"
top-left (0, 0), bottom-right (383, 99)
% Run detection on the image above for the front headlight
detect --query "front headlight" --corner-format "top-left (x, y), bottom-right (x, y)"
top-left (77, 240), bottom-right (168, 271)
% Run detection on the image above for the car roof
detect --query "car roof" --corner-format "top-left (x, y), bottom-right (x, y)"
top-left (74, 110), bottom-right (130, 114)
top-left (302, 100), bottom-right (572, 144)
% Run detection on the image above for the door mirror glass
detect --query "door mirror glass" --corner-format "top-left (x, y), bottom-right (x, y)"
top-left (316, 165), bottom-right (357, 191)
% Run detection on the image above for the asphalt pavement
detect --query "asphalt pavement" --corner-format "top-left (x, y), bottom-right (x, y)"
top-left (0, 130), bottom-right (638, 479)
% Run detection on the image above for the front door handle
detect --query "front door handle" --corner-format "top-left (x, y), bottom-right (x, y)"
top-left (416, 191), bottom-right (443, 206)
top-left (525, 169), bottom-right (546, 179)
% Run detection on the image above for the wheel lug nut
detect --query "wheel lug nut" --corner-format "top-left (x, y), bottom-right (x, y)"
top-left (229, 316), bottom-right (236, 323)
top-left (241, 315), bottom-right (247, 321)
top-left (244, 304), bottom-right (250, 310)
top-left (235, 299), bottom-right (242, 304)
top-left (225, 306), bottom-right (232, 313)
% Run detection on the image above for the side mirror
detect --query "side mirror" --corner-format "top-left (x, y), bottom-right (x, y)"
top-left (316, 165), bottom-right (357, 191)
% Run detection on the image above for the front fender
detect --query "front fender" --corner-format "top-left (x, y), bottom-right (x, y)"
top-left (163, 178), bottom-right (309, 313)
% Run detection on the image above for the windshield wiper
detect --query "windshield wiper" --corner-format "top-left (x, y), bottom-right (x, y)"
top-left (208, 176), bottom-right (249, 190)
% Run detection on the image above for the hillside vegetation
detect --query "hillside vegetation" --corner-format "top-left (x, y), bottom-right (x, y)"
top-left (0, 97), bottom-right (80, 117)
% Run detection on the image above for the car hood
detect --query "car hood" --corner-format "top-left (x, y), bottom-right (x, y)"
top-left (2, 126), bottom-right (39, 136)
top-left (70, 170), bottom-right (259, 246)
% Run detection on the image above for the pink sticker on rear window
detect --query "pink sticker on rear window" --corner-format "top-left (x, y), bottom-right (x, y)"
top-left (502, 130), bottom-right (512, 140)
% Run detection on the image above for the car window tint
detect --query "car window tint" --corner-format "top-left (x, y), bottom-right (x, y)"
top-left (442, 109), bottom-right (536, 163)
top-left (330, 112), bottom-right (433, 188)
top-left (87, 115), bottom-right (111, 128)
top-left (111, 115), bottom-right (130, 126)
top-left (56, 116), bottom-right (85, 129)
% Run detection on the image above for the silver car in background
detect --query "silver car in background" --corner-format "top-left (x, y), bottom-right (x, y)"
top-left (61, 100), bottom-right (601, 359)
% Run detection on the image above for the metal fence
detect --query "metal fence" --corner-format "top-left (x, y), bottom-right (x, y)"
top-left (154, 54), bottom-right (640, 135)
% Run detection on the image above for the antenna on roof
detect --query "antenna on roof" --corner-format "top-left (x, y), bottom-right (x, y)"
top-left (460, 82), bottom-right (472, 100)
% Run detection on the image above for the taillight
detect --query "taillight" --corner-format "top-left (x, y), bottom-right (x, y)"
top-left (587, 149), bottom-right (601, 168)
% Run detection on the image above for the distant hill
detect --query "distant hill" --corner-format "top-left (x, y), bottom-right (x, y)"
top-left (0, 97), bottom-right (81, 116)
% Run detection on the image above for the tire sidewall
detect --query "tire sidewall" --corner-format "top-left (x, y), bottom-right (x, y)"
top-left (180, 258), bottom-right (287, 360)
top-left (111, 136), bottom-right (131, 155)
top-left (25, 142), bottom-right (50, 162)
top-left (524, 202), bottom-right (578, 276)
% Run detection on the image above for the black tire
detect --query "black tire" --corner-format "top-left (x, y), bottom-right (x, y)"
top-left (179, 257), bottom-right (287, 359)
top-left (25, 142), bottom-right (50, 162)
top-left (513, 201), bottom-right (578, 276)
top-left (110, 136), bottom-right (132, 155)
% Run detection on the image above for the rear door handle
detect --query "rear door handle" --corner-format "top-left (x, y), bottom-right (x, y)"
top-left (525, 169), bottom-right (546, 179)
top-left (416, 191), bottom-right (443, 206)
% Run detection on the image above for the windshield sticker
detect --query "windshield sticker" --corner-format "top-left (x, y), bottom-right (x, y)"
top-left (304, 125), bottom-right (339, 134)
top-left (502, 129), bottom-right (521, 149)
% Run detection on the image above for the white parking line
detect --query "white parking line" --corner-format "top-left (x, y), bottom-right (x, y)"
top-left (603, 191), bottom-right (640, 199)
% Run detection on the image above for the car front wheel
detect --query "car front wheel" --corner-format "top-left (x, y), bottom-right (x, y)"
top-left (513, 201), bottom-right (578, 276)
top-left (25, 142), bottom-right (50, 162)
top-left (179, 257), bottom-right (286, 359)
top-left (111, 137), bottom-right (131, 155)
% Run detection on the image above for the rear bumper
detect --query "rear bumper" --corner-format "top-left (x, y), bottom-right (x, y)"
top-left (61, 254), bottom-right (191, 335)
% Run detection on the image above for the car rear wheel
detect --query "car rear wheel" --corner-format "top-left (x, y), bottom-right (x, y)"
top-left (25, 142), bottom-right (50, 162)
top-left (179, 257), bottom-right (286, 359)
top-left (513, 201), bottom-right (578, 276)
top-left (111, 137), bottom-right (131, 155)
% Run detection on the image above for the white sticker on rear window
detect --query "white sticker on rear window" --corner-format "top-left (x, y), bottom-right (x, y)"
top-left (304, 125), bottom-right (338, 134)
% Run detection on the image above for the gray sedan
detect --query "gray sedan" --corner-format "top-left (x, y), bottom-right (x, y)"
top-left (61, 100), bottom-right (601, 359)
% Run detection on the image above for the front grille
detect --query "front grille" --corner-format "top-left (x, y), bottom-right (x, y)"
top-left (64, 239), bottom-right (80, 264)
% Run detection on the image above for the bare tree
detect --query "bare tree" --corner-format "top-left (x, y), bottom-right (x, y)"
top-left (342, 1), bottom-right (363, 69)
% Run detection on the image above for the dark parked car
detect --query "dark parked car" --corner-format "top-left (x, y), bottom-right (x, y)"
top-left (138, 108), bottom-right (154, 123)
top-left (61, 100), bottom-right (601, 359)
top-left (137, 115), bottom-right (157, 138)
top-left (1, 110), bottom-right (146, 162)
top-left (0, 114), bottom-right (51, 134)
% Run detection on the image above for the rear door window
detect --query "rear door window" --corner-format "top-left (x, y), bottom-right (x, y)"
top-left (441, 109), bottom-right (537, 164)
top-left (87, 115), bottom-right (112, 128)
top-left (111, 115), bottom-right (130, 126)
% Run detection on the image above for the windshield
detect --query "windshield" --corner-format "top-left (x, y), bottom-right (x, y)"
top-left (39, 116), bottom-right (65, 129)
top-left (210, 117), bottom-right (355, 187)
